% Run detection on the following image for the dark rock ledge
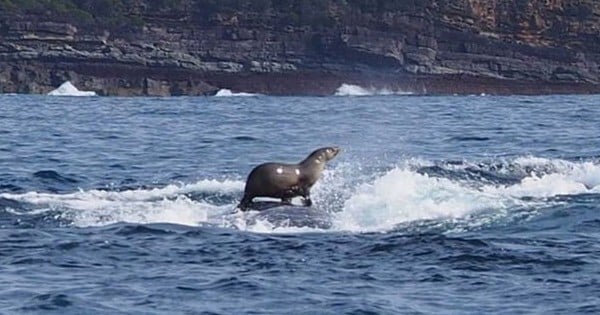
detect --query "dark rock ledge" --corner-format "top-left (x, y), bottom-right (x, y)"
top-left (1, 0), bottom-right (599, 96)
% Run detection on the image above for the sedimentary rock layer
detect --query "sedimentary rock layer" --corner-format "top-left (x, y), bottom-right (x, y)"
top-left (1, 0), bottom-right (599, 95)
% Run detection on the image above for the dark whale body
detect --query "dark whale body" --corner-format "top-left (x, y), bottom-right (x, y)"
top-left (244, 201), bottom-right (333, 229)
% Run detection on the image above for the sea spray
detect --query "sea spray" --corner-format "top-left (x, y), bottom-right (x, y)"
top-left (48, 81), bottom-right (97, 96)
top-left (214, 89), bottom-right (258, 97)
top-left (2, 157), bottom-right (599, 233)
top-left (334, 83), bottom-right (413, 96)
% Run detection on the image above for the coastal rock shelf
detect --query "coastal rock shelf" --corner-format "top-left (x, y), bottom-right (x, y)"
top-left (1, 0), bottom-right (599, 96)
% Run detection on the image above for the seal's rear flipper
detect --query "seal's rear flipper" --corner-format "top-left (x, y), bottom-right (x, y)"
top-left (235, 203), bottom-right (246, 212)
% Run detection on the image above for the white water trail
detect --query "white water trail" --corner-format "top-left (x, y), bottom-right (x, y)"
top-left (333, 168), bottom-right (517, 232)
top-left (1, 180), bottom-right (243, 227)
top-left (333, 157), bottom-right (600, 232)
top-left (2, 157), bottom-right (599, 234)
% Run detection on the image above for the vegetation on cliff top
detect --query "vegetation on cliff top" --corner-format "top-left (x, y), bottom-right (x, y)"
top-left (0, 0), bottom-right (185, 29)
top-left (1, 0), bottom-right (598, 42)
top-left (0, 0), bottom-right (428, 28)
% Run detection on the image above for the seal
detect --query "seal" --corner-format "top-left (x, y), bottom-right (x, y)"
top-left (237, 146), bottom-right (341, 211)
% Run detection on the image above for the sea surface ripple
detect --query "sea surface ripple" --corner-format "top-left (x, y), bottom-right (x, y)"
top-left (1, 94), bottom-right (600, 314)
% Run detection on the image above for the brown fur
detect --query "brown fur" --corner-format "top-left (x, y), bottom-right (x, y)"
top-left (237, 147), bottom-right (340, 211)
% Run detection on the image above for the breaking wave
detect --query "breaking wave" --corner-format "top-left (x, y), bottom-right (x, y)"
top-left (1, 157), bottom-right (599, 234)
top-left (48, 81), bottom-right (97, 97)
top-left (334, 83), bottom-right (413, 96)
top-left (214, 89), bottom-right (258, 97)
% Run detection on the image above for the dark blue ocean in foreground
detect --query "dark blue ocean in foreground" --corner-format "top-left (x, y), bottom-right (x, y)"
top-left (1, 93), bottom-right (600, 314)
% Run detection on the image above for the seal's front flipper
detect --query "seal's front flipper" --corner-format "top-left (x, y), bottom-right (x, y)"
top-left (244, 200), bottom-right (286, 211)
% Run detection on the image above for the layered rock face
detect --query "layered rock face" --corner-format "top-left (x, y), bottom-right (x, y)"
top-left (1, 0), bottom-right (599, 96)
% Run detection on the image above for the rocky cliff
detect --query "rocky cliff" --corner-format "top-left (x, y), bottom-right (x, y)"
top-left (1, 0), bottom-right (599, 96)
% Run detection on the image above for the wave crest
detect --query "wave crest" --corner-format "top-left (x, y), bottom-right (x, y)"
top-left (334, 84), bottom-right (413, 96)
top-left (48, 81), bottom-right (96, 97)
top-left (214, 89), bottom-right (258, 97)
top-left (2, 157), bottom-right (599, 233)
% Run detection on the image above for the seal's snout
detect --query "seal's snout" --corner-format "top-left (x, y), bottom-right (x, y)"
top-left (325, 146), bottom-right (341, 160)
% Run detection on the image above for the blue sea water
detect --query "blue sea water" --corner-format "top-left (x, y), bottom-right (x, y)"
top-left (1, 93), bottom-right (600, 314)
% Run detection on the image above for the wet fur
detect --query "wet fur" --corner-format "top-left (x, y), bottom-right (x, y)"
top-left (237, 147), bottom-right (340, 211)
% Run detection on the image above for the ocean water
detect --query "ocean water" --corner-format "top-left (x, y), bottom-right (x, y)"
top-left (1, 93), bottom-right (599, 314)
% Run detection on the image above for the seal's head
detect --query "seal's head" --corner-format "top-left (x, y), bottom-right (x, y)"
top-left (322, 146), bottom-right (341, 161)
top-left (304, 146), bottom-right (341, 164)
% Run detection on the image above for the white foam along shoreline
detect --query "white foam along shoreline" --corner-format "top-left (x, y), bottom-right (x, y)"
top-left (48, 81), bottom-right (97, 96)
top-left (334, 83), bottom-right (413, 96)
top-left (214, 89), bottom-right (258, 97)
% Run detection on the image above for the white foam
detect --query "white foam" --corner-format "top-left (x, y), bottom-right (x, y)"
top-left (1, 179), bottom-right (244, 227)
top-left (333, 168), bottom-right (516, 232)
top-left (334, 83), bottom-right (413, 96)
top-left (332, 158), bottom-right (600, 232)
top-left (48, 81), bottom-right (97, 96)
top-left (214, 89), bottom-right (258, 97)
top-left (485, 158), bottom-right (600, 197)
top-left (2, 158), bottom-right (599, 233)
top-left (226, 211), bottom-right (327, 234)
top-left (65, 195), bottom-right (214, 227)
